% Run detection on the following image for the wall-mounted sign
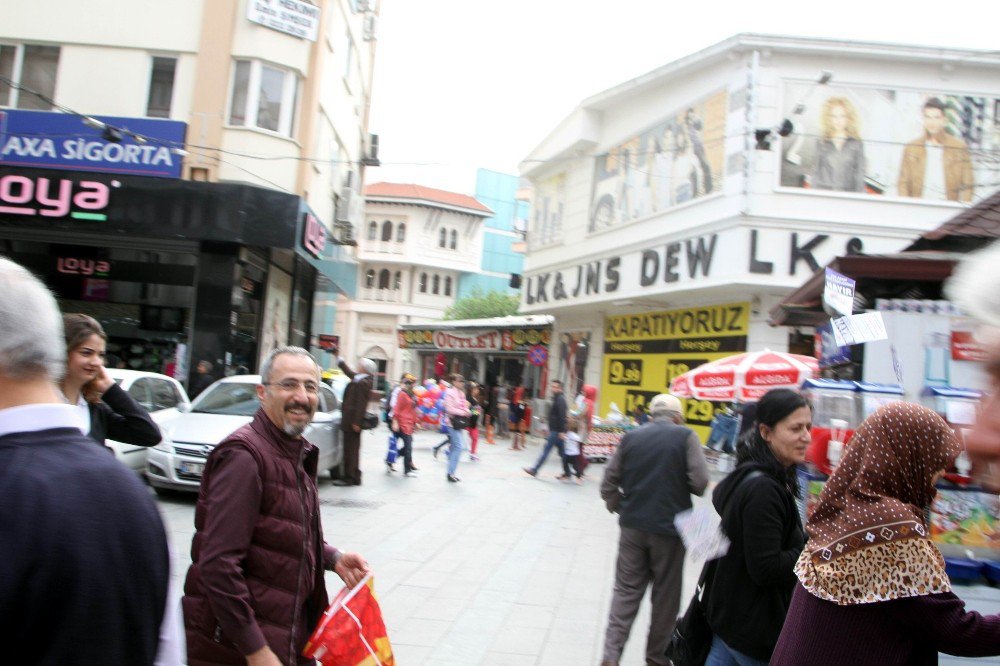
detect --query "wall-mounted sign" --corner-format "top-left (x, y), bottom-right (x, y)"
top-left (302, 212), bottom-right (326, 259)
top-left (317, 334), bottom-right (340, 352)
top-left (0, 174), bottom-right (113, 220)
top-left (399, 327), bottom-right (551, 353)
top-left (0, 110), bottom-right (186, 178)
top-left (56, 257), bottom-right (110, 277)
top-left (247, 0), bottom-right (320, 41)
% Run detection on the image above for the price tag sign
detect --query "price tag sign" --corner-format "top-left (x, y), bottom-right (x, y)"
top-left (608, 359), bottom-right (643, 386)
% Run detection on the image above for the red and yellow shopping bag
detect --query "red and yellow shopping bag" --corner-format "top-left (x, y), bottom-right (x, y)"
top-left (303, 574), bottom-right (394, 666)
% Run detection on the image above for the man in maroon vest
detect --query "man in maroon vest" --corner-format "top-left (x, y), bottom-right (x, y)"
top-left (182, 347), bottom-right (369, 666)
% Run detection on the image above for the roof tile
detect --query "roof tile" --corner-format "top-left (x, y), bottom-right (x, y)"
top-left (363, 182), bottom-right (493, 215)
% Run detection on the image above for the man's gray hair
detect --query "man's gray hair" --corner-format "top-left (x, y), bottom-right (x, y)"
top-left (0, 257), bottom-right (65, 381)
top-left (259, 346), bottom-right (319, 383)
top-left (948, 240), bottom-right (1000, 328)
top-left (361, 357), bottom-right (377, 375)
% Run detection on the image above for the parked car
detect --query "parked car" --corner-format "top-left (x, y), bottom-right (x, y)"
top-left (146, 374), bottom-right (345, 494)
top-left (105, 368), bottom-right (190, 473)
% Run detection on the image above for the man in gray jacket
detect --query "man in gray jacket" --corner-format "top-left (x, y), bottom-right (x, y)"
top-left (599, 393), bottom-right (709, 666)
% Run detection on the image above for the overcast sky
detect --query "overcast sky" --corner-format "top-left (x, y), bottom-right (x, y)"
top-left (365, 1), bottom-right (998, 195)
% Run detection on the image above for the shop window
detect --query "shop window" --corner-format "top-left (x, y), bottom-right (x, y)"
top-left (378, 269), bottom-right (390, 289)
top-left (438, 228), bottom-right (446, 248)
top-left (396, 222), bottom-right (406, 243)
top-left (0, 44), bottom-right (60, 110)
top-left (228, 59), bottom-right (299, 136)
top-left (380, 220), bottom-right (392, 242)
top-left (444, 276), bottom-right (452, 296)
top-left (367, 221), bottom-right (377, 240)
top-left (393, 271), bottom-right (402, 290)
top-left (449, 229), bottom-right (457, 250)
top-left (146, 56), bottom-right (176, 118)
top-left (418, 272), bottom-right (427, 293)
top-left (432, 274), bottom-right (440, 295)
top-left (365, 269), bottom-right (375, 288)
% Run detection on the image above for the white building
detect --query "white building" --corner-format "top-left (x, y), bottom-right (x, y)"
top-left (332, 182), bottom-right (492, 387)
top-left (1, 0), bottom-right (380, 381)
top-left (518, 33), bottom-right (1000, 431)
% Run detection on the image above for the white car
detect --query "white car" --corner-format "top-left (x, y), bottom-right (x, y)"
top-left (146, 375), bottom-right (345, 494)
top-left (105, 368), bottom-right (191, 473)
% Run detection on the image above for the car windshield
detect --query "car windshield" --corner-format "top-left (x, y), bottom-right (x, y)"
top-left (192, 382), bottom-right (260, 416)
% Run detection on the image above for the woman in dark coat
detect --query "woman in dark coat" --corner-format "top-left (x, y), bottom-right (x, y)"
top-left (773, 402), bottom-right (1000, 664)
top-left (59, 314), bottom-right (161, 449)
top-left (704, 388), bottom-right (810, 665)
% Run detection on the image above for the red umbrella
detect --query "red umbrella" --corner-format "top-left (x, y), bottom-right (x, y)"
top-left (669, 350), bottom-right (819, 402)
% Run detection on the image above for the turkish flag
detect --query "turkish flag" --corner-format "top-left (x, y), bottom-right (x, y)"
top-left (303, 575), bottom-right (395, 666)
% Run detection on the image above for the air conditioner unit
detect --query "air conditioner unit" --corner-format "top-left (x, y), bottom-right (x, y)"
top-left (355, 0), bottom-right (370, 12)
top-left (361, 133), bottom-right (380, 167)
top-left (362, 13), bottom-right (377, 41)
top-left (335, 187), bottom-right (354, 223)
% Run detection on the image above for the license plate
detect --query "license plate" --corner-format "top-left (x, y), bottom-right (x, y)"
top-left (178, 461), bottom-right (205, 476)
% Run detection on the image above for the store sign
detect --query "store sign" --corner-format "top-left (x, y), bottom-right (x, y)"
top-left (302, 213), bottom-right (326, 258)
top-left (521, 228), bottom-right (886, 311)
top-left (952, 330), bottom-right (988, 362)
top-left (399, 327), bottom-right (551, 352)
top-left (247, 0), bottom-right (321, 41)
top-left (56, 257), bottom-right (110, 276)
top-left (0, 110), bottom-right (186, 178)
top-left (601, 302), bottom-right (749, 440)
top-left (317, 334), bottom-right (340, 351)
top-left (0, 174), bottom-right (112, 220)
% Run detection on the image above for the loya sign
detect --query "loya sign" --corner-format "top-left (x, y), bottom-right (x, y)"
top-left (56, 257), bottom-right (110, 276)
top-left (0, 174), bottom-right (112, 220)
top-left (521, 227), bottom-right (904, 311)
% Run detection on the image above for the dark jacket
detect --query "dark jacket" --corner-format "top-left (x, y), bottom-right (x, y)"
top-left (1, 425), bottom-right (169, 665)
top-left (338, 360), bottom-right (372, 432)
top-left (705, 463), bottom-right (805, 662)
top-left (87, 382), bottom-right (161, 447)
top-left (183, 409), bottom-right (332, 665)
top-left (188, 372), bottom-right (215, 399)
top-left (599, 417), bottom-right (709, 536)
top-left (773, 585), bottom-right (1000, 665)
top-left (548, 392), bottom-right (567, 433)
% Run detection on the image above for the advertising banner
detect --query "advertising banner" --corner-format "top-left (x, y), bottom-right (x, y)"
top-left (247, 0), bottom-right (321, 41)
top-left (0, 110), bottom-right (186, 178)
top-left (589, 89), bottom-right (727, 232)
top-left (779, 82), bottom-right (1000, 203)
top-left (398, 327), bottom-right (551, 353)
top-left (601, 302), bottom-right (749, 439)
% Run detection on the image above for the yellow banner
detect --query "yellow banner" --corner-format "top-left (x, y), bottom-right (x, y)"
top-left (600, 302), bottom-right (749, 440)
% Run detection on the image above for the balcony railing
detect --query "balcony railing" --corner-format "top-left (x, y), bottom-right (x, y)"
top-left (361, 287), bottom-right (402, 303)
top-left (362, 240), bottom-right (404, 254)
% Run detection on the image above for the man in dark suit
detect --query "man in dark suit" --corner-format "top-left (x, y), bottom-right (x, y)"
top-left (599, 393), bottom-right (709, 666)
top-left (335, 356), bottom-right (376, 486)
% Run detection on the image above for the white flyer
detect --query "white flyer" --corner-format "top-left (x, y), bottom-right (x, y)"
top-left (831, 311), bottom-right (888, 347)
top-left (674, 505), bottom-right (731, 562)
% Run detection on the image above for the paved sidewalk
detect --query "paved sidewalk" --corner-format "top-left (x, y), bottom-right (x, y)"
top-left (157, 424), bottom-right (710, 665)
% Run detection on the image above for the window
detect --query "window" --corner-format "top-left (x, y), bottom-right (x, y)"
top-left (438, 228), bottom-right (447, 248)
top-left (127, 380), bottom-right (154, 411)
top-left (319, 384), bottom-right (338, 411)
top-left (365, 269), bottom-right (375, 288)
top-left (449, 229), bottom-right (457, 250)
top-left (150, 379), bottom-right (180, 410)
top-left (343, 34), bottom-right (355, 80)
top-left (146, 56), bottom-right (176, 118)
top-left (378, 269), bottom-right (390, 289)
top-left (367, 221), bottom-right (377, 240)
top-left (380, 220), bottom-right (392, 242)
top-left (444, 276), bottom-right (452, 296)
top-left (0, 44), bottom-right (60, 109)
top-left (418, 273), bottom-right (427, 293)
top-left (393, 271), bottom-right (402, 290)
top-left (228, 59), bottom-right (298, 136)
top-left (396, 222), bottom-right (406, 243)
top-left (432, 274), bottom-right (440, 295)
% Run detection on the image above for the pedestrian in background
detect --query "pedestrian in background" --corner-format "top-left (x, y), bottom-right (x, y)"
top-left (336, 355), bottom-right (376, 486)
top-left (562, 413), bottom-right (586, 483)
top-left (524, 380), bottom-right (568, 478)
top-left (60, 313), bottom-right (161, 450)
top-left (598, 394), bottom-right (708, 666)
top-left (704, 388), bottom-right (810, 665)
top-left (508, 396), bottom-right (526, 451)
top-left (0, 257), bottom-right (170, 664)
top-left (443, 373), bottom-right (471, 482)
top-left (467, 382), bottom-right (482, 461)
top-left (773, 402), bottom-right (1000, 664)
top-left (188, 359), bottom-right (215, 399)
top-left (384, 372), bottom-right (414, 473)
top-left (182, 347), bottom-right (370, 665)
top-left (496, 383), bottom-right (511, 439)
top-left (391, 375), bottom-right (419, 477)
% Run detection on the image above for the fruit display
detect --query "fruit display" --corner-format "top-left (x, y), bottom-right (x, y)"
top-left (583, 423), bottom-right (637, 459)
top-left (931, 489), bottom-right (1000, 551)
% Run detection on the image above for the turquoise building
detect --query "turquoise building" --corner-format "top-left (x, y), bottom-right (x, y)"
top-left (457, 169), bottom-right (527, 298)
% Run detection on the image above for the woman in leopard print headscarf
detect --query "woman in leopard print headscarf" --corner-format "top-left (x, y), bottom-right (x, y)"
top-left (773, 402), bottom-right (1000, 664)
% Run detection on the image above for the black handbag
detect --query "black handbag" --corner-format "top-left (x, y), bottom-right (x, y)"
top-left (449, 414), bottom-right (470, 430)
top-left (665, 559), bottom-right (716, 666)
top-left (361, 411), bottom-right (379, 430)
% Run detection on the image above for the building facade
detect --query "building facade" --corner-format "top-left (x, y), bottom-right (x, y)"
top-left (519, 34), bottom-right (1000, 432)
top-left (456, 168), bottom-right (527, 298)
top-left (330, 182), bottom-right (492, 388)
top-left (1, 0), bottom-right (378, 384)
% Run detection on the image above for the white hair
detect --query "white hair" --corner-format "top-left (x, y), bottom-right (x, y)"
top-left (948, 241), bottom-right (1000, 328)
top-left (0, 257), bottom-right (65, 380)
top-left (259, 346), bottom-right (319, 384)
top-left (361, 357), bottom-right (377, 375)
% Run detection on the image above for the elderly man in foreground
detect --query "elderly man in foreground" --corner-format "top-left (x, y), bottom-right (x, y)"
top-left (599, 393), bottom-right (709, 666)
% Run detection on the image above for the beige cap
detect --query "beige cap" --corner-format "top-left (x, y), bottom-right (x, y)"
top-left (648, 393), bottom-right (682, 415)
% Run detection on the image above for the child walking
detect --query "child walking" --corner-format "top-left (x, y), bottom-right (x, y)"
top-left (558, 414), bottom-right (587, 483)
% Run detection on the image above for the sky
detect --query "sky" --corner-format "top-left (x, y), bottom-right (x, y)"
top-left (365, 0), bottom-right (999, 195)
